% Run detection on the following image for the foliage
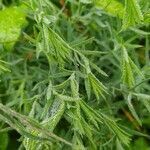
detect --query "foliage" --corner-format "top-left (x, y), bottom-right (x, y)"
top-left (0, 0), bottom-right (150, 149)
top-left (0, 5), bottom-right (27, 49)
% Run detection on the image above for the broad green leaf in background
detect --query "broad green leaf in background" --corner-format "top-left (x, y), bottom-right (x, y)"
top-left (95, 0), bottom-right (124, 18)
top-left (0, 6), bottom-right (27, 49)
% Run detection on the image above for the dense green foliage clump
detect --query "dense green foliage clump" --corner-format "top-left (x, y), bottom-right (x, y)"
top-left (0, 0), bottom-right (150, 149)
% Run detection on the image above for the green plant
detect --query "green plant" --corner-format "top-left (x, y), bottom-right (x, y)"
top-left (0, 0), bottom-right (150, 149)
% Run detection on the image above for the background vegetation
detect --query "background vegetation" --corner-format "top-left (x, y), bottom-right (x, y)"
top-left (0, 0), bottom-right (150, 149)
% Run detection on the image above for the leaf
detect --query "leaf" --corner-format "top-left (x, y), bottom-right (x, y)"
top-left (42, 99), bottom-right (65, 131)
top-left (41, 24), bottom-right (72, 63)
top-left (46, 81), bottom-right (52, 100)
top-left (121, 47), bottom-right (135, 88)
top-left (67, 102), bottom-right (97, 149)
top-left (0, 133), bottom-right (9, 150)
top-left (89, 72), bottom-right (108, 100)
top-left (24, 98), bottom-right (65, 149)
top-left (129, 57), bottom-right (144, 79)
top-left (133, 93), bottom-right (150, 113)
top-left (72, 133), bottom-right (86, 150)
top-left (95, 0), bottom-right (124, 18)
top-left (70, 73), bottom-right (79, 98)
top-left (90, 62), bottom-right (108, 77)
top-left (116, 138), bottom-right (125, 150)
top-left (144, 11), bottom-right (150, 23)
top-left (126, 93), bottom-right (142, 126)
top-left (101, 114), bottom-right (131, 146)
top-left (80, 101), bottom-right (131, 145)
top-left (121, 46), bottom-right (143, 88)
top-left (80, 0), bottom-right (92, 4)
top-left (84, 76), bottom-right (91, 100)
top-left (95, 0), bottom-right (144, 29)
top-left (80, 100), bottom-right (102, 128)
top-left (0, 6), bottom-right (27, 49)
top-left (122, 0), bottom-right (144, 30)
top-left (0, 60), bottom-right (10, 73)
top-left (142, 100), bottom-right (150, 113)
top-left (0, 103), bottom-right (72, 146)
